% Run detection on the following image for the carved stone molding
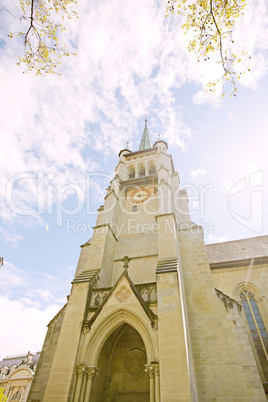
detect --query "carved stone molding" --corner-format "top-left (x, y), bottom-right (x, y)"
top-left (152, 363), bottom-right (159, 376)
top-left (90, 282), bottom-right (157, 308)
top-left (76, 364), bottom-right (87, 376)
top-left (115, 285), bottom-right (131, 303)
top-left (86, 366), bottom-right (99, 380)
top-left (151, 320), bottom-right (158, 331)
top-left (136, 283), bottom-right (157, 303)
top-left (145, 362), bottom-right (159, 377)
top-left (144, 364), bottom-right (154, 379)
top-left (82, 320), bottom-right (91, 334)
top-left (125, 349), bottom-right (146, 378)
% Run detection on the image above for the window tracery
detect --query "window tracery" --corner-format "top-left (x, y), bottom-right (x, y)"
top-left (239, 288), bottom-right (268, 382)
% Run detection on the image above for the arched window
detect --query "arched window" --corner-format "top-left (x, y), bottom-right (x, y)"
top-left (11, 390), bottom-right (21, 401)
top-left (148, 162), bottom-right (156, 175)
top-left (138, 164), bottom-right (145, 177)
top-left (94, 294), bottom-right (101, 306)
top-left (141, 288), bottom-right (148, 301)
top-left (150, 286), bottom-right (157, 302)
top-left (128, 166), bottom-right (135, 179)
top-left (240, 289), bottom-right (268, 382)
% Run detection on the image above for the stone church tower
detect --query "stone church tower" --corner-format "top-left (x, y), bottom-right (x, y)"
top-left (29, 120), bottom-right (268, 401)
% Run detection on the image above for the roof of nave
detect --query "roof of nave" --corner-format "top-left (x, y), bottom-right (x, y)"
top-left (206, 235), bottom-right (268, 264)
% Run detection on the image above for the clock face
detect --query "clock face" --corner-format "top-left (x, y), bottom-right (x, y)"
top-left (129, 187), bottom-right (151, 204)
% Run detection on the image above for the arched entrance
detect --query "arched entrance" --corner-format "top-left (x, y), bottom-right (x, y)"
top-left (90, 324), bottom-right (150, 401)
top-left (73, 309), bottom-right (159, 402)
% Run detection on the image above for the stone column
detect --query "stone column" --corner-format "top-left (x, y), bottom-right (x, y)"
top-left (84, 366), bottom-right (99, 401)
top-left (145, 365), bottom-right (155, 402)
top-left (153, 363), bottom-right (160, 402)
top-left (73, 365), bottom-right (86, 402)
top-left (80, 370), bottom-right (88, 401)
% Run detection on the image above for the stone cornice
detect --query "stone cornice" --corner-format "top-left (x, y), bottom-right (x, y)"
top-left (125, 147), bottom-right (158, 158)
top-left (210, 256), bottom-right (268, 270)
top-left (113, 253), bottom-right (158, 262)
top-left (120, 175), bottom-right (157, 188)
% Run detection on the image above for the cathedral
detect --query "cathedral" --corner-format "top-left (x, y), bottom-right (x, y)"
top-left (28, 120), bottom-right (268, 401)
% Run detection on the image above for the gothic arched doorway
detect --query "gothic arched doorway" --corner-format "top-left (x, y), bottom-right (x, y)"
top-left (90, 324), bottom-right (150, 401)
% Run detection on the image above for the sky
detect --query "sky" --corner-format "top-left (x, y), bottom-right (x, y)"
top-left (0, 0), bottom-right (267, 359)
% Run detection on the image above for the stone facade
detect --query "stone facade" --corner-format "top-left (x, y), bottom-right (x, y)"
top-left (0, 352), bottom-right (40, 401)
top-left (28, 123), bottom-right (268, 401)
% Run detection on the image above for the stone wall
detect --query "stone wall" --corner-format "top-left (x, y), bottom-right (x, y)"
top-left (28, 305), bottom-right (67, 402)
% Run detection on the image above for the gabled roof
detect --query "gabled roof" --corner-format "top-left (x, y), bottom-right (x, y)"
top-left (84, 271), bottom-right (157, 330)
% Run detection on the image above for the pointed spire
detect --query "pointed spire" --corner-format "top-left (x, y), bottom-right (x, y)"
top-left (139, 115), bottom-right (153, 151)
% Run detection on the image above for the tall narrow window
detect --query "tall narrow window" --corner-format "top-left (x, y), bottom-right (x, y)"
top-left (138, 164), bottom-right (145, 177)
top-left (128, 166), bottom-right (135, 179)
top-left (11, 391), bottom-right (21, 401)
top-left (240, 290), bottom-right (268, 382)
top-left (148, 162), bottom-right (156, 175)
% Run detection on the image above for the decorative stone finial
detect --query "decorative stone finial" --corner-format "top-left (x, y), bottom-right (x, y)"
top-left (122, 256), bottom-right (131, 271)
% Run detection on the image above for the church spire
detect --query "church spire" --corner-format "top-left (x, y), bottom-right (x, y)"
top-left (139, 116), bottom-right (153, 151)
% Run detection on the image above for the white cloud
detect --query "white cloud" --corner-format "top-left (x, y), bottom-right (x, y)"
top-left (0, 296), bottom-right (62, 357)
top-left (0, 0), bottom-right (267, 359)
top-left (43, 273), bottom-right (55, 281)
top-left (190, 169), bottom-right (207, 179)
top-left (0, 227), bottom-right (24, 248)
top-left (0, 0), bottom-right (267, 229)
top-left (207, 234), bottom-right (230, 244)
top-left (0, 260), bottom-right (72, 306)
top-left (231, 0), bottom-right (268, 89)
top-left (0, 260), bottom-right (69, 356)
top-left (193, 89), bottom-right (223, 107)
top-left (35, 289), bottom-right (53, 302)
top-left (0, 261), bottom-right (30, 298)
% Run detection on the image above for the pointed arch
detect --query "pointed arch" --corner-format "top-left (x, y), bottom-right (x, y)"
top-left (85, 307), bottom-right (157, 366)
top-left (234, 282), bottom-right (262, 301)
top-left (234, 282), bottom-right (268, 384)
